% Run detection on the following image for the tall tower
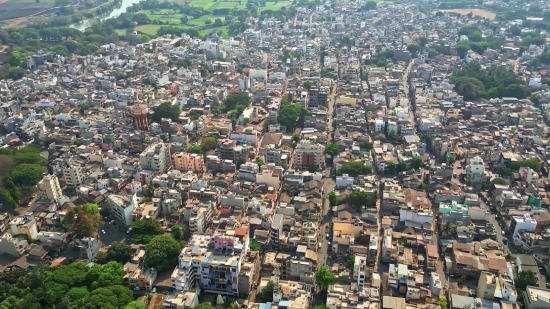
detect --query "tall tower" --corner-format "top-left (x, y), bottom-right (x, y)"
top-left (131, 104), bottom-right (149, 130)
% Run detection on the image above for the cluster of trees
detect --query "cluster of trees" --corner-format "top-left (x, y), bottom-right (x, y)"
top-left (0, 146), bottom-right (47, 209)
top-left (387, 161), bottom-right (408, 174)
top-left (131, 218), bottom-right (164, 244)
top-left (364, 49), bottom-right (395, 67)
top-left (452, 63), bottom-right (530, 100)
top-left (346, 191), bottom-right (377, 210)
top-left (62, 204), bottom-right (103, 238)
top-left (222, 91), bottom-right (251, 124)
top-left (95, 242), bottom-right (134, 265)
top-left (498, 158), bottom-right (541, 176)
top-left (151, 102), bottom-right (181, 123)
top-left (339, 161), bottom-right (373, 177)
top-left (0, 261), bottom-right (142, 309)
top-left (278, 99), bottom-right (308, 132)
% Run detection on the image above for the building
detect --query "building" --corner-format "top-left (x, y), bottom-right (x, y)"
top-left (476, 271), bottom-right (517, 302)
top-left (173, 152), bottom-right (205, 173)
top-left (163, 291), bottom-right (199, 309)
top-left (38, 174), bottom-right (63, 201)
top-left (524, 286), bottom-right (550, 309)
top-left (131, 104), bottom-right (149, 130)
top-left (293, 140), bottom-right (324, 170)
top-left (511, 214), bottom-right (537, 237)
top-left (108, 193), bottom-right (138, 227)
top-left (0, 233), bottom-right (28, 257)
top-left (271, 214), bottom-right (283, 251)
top-left (139, 143), bottom-right (171, 172)
top-left (10, 214), bottom-right (38, 240)
top-left (353, 254), bottom-right (368, 287)
top-left (466, 156), bottom-right (484, 189)
top-left (63, 164), bottom-right (85, 187)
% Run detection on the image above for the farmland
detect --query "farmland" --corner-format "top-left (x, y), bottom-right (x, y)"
top-left (433, 8), bottom-right (496, 20)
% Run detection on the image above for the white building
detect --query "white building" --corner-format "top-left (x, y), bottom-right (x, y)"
top-left (108, 193), bottom-right (138, 227)
top-left (139, 143), bottom-right (171, 172)
top-left (63, 164), bottom-right (85, 187)
top-left (511, 214), bottom-right (537, 237)
top-left (399, 208), bottom-right (433, 225)
top-left (336, 174), bottom-right (354, 188)
top-left (293, 140), bottom-right (324, 170)
top-left (466, 156), bottom-right (485, 188)
top-left (353, 254), bottom-right (368, 287)
top-left (38, 174), bottom-right (63, 202)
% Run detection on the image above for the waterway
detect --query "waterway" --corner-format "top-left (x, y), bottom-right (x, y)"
top-left (70, 0), bottom-right (141, 30)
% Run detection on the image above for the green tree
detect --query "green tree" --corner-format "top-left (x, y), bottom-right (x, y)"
top-left (131, 218), bottom-right (163, 244)
top-left (303, 80), bottom-right (312, 90)
top-left (125, 301), bottom-right (147, 309)
top-left (530, 93), bottom-right (539, 105)
top-left (339, 161), bottom-right (373, 177)
top-left (314, 265), bottom-right (336, 290)
top-left (515, 270), bottom-right (537, 289)
top-left (397, 161), bottom-right (407, 172)
top-left (256, 160), bottom-right (266, 168)
top-left (151, 102), bottom-right (181, 123)
top-left (105, 242), bottom-right (133, 264)
top-left (66, 286), bottom-right (89, 302)
top-left (201, 137), bottom-right (217, 152)
top-left (346, 255), bottom-right (355, 271)
top-left (307, 165), bottom-right (319, 173)
top-left (62, 205), bottom-right (102, 238)
top-left (428, 49), bottom-right (438, 58)
top-left (441, 221), bottom-right (453, 236)
top-left (8, 163), bottom-right (45, 186)
top-left (328, 191), bottom-right (337, 206)
top-left (224, 91), bottom-right (251, 111)
top-left (398, 236), bottom-right (407, 246)
top-left (278, 99), bottom-right (306, 132)
top-left (437, 296), bottom-right (448, 309)
top-left (448, 156), bottom-right (456, 165)
top-left (387, 162), bottom-right (396, 174)
top-left (195, 303), bottom-right (217, 309)
top-left (412, 156), bottom-right (423, 169)
top-left (145, 235), bottom-right (182, 271)
top-left (99, 202), bottom-right (111, 218)
top-left (186, 145), bottom-right (203, 154)
top-left (171, 225), bottom-right (182, 240)
top-left (292, 134), bottom-right (301, 142)
top-left (407, 44), bottom-right (420, 56)
top-left (456, 40), bottom-right (470, 59)
top-left (419, 36), bottom-right (428, 48)
top-left (258, 280), bottom-right (275, 302)
top-left (324, 143), bottom-right (339, 157)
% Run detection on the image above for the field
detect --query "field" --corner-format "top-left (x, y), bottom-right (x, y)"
top-left (433, 8), bottom-right (496, 20)
top-left (186, 0), bottom-right (291, 10)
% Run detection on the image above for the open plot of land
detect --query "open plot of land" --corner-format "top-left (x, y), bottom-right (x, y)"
top-left (134, 24), bottom-right (162, 35)
top-left (434, 8), bottom-right (496, 20)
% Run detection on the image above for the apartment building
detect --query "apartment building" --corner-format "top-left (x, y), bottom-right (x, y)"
top-left (524, 286), bottom-right (550, 309)
top-left (293, 140), bottom-right (324, 170)
top-left (173, 152), bottom-right (205, 173)
top-left (108, 193), bottom-right (138, 227)
top-left (139, 142), bottom-right (171, 172)
top-left (153, 187), bottom-right (182, 215)
top-left (38, 174), bottom-right (63, 202)
top-left (63, 164), bottom-right (85, 187)
top-left (10, 214), bottom-right (38, 240)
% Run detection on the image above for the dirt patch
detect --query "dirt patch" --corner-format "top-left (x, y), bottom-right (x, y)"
top-left (148, 294), bottom-right (167, 309)
top-left (434, 9), bottom-right (496, 20)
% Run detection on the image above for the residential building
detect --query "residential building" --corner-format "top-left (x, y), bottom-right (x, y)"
top-left (10, 214), bottom-right (38, 240)
top-left (38, 174), bottom-right (63, 201)
top-left (63, 164), bottom-right (85, 187)
top-left (293, 140), bottom-right (324, 170)
top-left (524, 286), bottom-right (550, 309)
top-left (108, 193), bottom-right (138, 227)
top-left (511, 214), bottom-right (537, 237)
top-left (139, 142), bottom-right (171, 172)
top-left (173, 152), bottom-right (205, 173)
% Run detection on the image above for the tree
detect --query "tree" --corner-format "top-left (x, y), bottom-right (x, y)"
top-left (62, 205), bottom-right (102, 238)
top-left (451, 76), bottom-right (485, 101)
top-left (100, 202), bottom-right (111, 218)
top-left (256, 160), bottom-right (266, 168)
top-left (303, 80), bottom-right (312, 90)
top-left (346, 255), bottom-right (355, 271)
top-left (131, 218), bottom-right (163, 244)
top-left (407, 44), bottom-right (420, 56)
top-left (224, 91), bottom-right (251, 112)
top-left (387, 162), bottom-right (396, 174)
top-left (145, 235), bottom-right (181, 271)
top-left (66, 286), bottom-right (89, 302)
top-left (456, 40), bottom-right (470, 59)
top-left (530, 93), bottom-right (539, 105)
top-left (201, 137), bottom-right (217, 152)
top-left (258, 280), bottom-right (275, 302)
top-left (171, 225), bottom-right (182, 240)
top-left (180, 16), bottom-right (189, 24)
top-left (314, 265), bottom-right (336, 290)
top-left (278, 99), bottom-right (306, 132)
top-left (104, 242), bottom-right (133, 264)
top-left (195, 303), bottom-right (217, 309)
top-left (214, 18), bottom-right (223, 27)
top-left (412, 156), bottom-right (423, 169)
top-left (324, 143), bottom-right (339, 158)
top-left (457, 276), bottom-right (466, 286)
top-left (186, 145), bottom-right (203, 154)
top-left (125, 301), bottom-right (146, 309)
top-left (441, 221), bottom-right (453, 236)
top-left (151, 102), bottom-right (181, 123)
top-left (419, 36), bottom-right (428, 48)
top-left (428, 49), bottom-right (438, 58)
top-left (398, 236), bottom-right (408, 246)
top-left (516, 270), bottom-right (537, 289)
top-left (437, 296), bottom-right (448, 309)
top-left (292, 134), bottom-right (301, 142)
top-left (448, 156), bottom-right (456, 165)
top-left (328, 191), bottom-right (337, 207)
top-left (340, 161), bottom-right (372, 177)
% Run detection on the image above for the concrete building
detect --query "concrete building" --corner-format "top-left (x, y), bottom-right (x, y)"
top-left (139, 142), bottom-right (171, 172)
top-left (38, 174), bottom-right (63, 201)
top-left (108, 193), bottom-right (138, 227)
top-left (476, 271), bottom-right (517, 302)
top-left (10, 214), bottom-right (38, 240)
top-left (293, 140), bottom-right (324, 170)
top-left (524, 286), bottom-right (550, 309)
top-left (511, 213), bottom-right (537, 237)
top-left (271, 214), bottom-right (283, 250)
top-left (63, 164), bottom-right (85, 187)
top-left (0, 233), bottom-right (28, 257)
top-left (466, 156), bottom-right (484, 189)
top-left (173, 152), bottom-right (205, 173)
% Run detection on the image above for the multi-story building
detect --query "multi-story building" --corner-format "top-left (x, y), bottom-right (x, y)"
top-left (510, 214), bottom-right (537, 237)
top-left (173, 152), bottom-right (204, 173)
top-left (293, 140), bottom-right (324, 170)
top-left (353, 254), bottom-right (368, 287)
top-left (153, 187), bottom-right (182, 215)
top-left (524, 286), bottom-right (550, 309)
top-left (63, 164), bottom-right (85, 187)
top-left (476, 271), bottom-right (517, 302)
top-left (108, 193), bottom-right (138, 227)
top-left (171, 224), bottom-right (250, 296)
top-left (187, 201), bottom-right (215, 234)
top-left (139, 142), bottom-right (171, 172)
top-left (10, 214), bottom-right (38, 240)
top-left (466, 156), bottom-right (484, 189)
top-left (271, 214), bottom-right (283, 251)
top-left (38, 174), bottom-right (63, 202)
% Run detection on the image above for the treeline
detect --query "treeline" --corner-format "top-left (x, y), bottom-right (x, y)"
top-left (29, 0), bottom-right (123, 29)
top-left (0, 146), bottom-right (47, 209)
top-left (451, 63), bottom-right (531, 101)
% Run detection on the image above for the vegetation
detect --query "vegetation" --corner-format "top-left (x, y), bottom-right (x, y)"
top-left (0, 261), bottom-right (134, 309)
top-left (131, 218), bottom-right (163, 244)
top-left (346, 255), bottom-right (355, 271)
top-left (151, 102), bottom-right (181, 123)
top-left (324, 143), bottom-right (339, 158)
top-left (345, 191), bottom-right (377, 210)
top-left (258, 280), bottom-right (275, 302)
top-left (398, 236), bottom-right (408, 246)
top-left (328, 192), bottom-right (337, 207)
top-left (314, 265), bottom-right (336, 290)
top-left (437, 296), bottom-right (448, 309)
top-left (62, 204), bottom-right (103, 238)
top-left (145, 234), bottom-right (182, 272)
top-left (186, 145), bottom-right (203, 154)
top-left (339, 161), bottom-right (373, 177)
top-left (452, 63), bottom-right (530, 100)
top-left (498, 158), bottom-right (541, 176)
top-left (95, 242), bottom-right (133, 265)
top-left (515, 270), bottom-right (537, 289)
top-left (201, 137), bottom-right (218, 152)
top-left (278, 99), bottom-right (308, 132)
top-left (171, 225), bottom-right (182, 240)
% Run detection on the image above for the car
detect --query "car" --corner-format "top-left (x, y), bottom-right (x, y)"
top-left (326, 233), bottom-right (330, 239)
top-left (502, 231), bottom-right (505, 236)
top-left (101, 229), bottom-right (106, 235)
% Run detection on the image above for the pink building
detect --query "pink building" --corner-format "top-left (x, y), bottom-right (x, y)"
top-left (173, 152), bottom-right (205, 173)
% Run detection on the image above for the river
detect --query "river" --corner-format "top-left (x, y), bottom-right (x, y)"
top-left (70, 0), bottom-right (142, 30)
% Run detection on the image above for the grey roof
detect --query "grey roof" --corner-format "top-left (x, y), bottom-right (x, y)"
top-left (450, 295), bottom-right (499, 309)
